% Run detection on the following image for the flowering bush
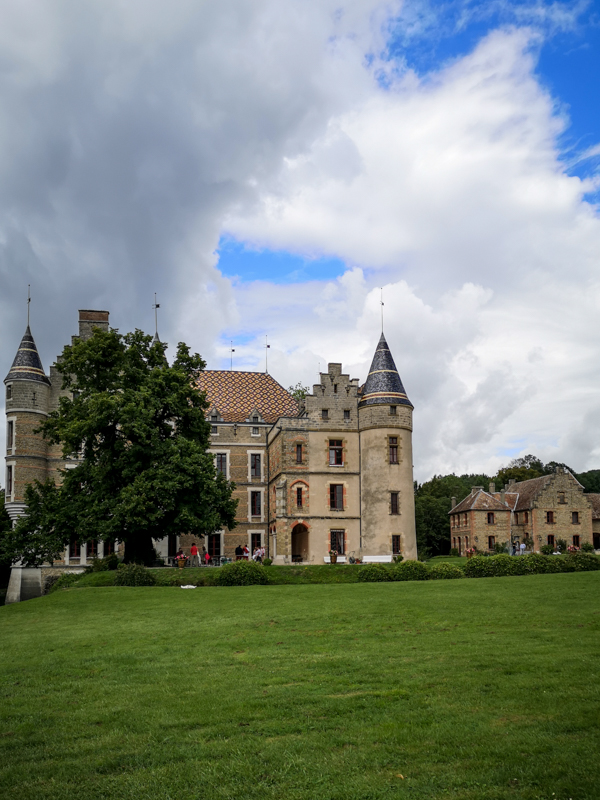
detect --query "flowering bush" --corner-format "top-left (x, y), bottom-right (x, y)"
top-left (567, 545), bottom-right (580, 553)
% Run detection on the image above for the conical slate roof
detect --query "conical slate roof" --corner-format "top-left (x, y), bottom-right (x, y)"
top-left (4, 326), bottom-right (50, 385)
top-left (358, 333), bottom-right (412, 408)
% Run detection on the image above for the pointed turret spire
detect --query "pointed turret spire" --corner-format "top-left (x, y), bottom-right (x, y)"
top-left (358, 333), bottom-right (411, 408)
top-left (4, 326), bottom-right (50, 385)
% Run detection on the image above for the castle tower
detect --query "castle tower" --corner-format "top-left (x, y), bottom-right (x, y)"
top-left (4, 326), bottom-right (51, 525)
top-left (358, 333), bottom-right (417, 560)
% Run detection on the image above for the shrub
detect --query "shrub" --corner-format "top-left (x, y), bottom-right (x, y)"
top-left (357, 564), bottom-right (392, 582)
top-left (562, 552), bottom-right (600, 572)
top-left (556, 539), bottom-right (568, 554)
top-left (392, 560), bottom-right (429, 581)
top-left (428, 563), bottom-right (464, 580)
top-left (392, 555), bottom-right (404, 563)
top-left (46, 572), bottom-right (81, 594)
top-left (493, 541), bottom-right (508, 554)
top-left (581, 542), bottom-right (595, 553)
top-left (540, 544), bottom-right (555, 555)
top-left (114, 563), bottom-right (156, 586)
top-left (213, 560), bottom-right (268, 586)
top-left (463, 556), bottom-right (498, 578)
top-left (86, 553), bottom-right (119, 573)
top-left (450, 548), bottom-right (459, 557)
top-left (263, 558), bottom-right (273, 567)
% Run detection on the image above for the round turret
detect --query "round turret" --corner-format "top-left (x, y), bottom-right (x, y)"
top-left (4, 327), bottom-right (51, 523)
top-left (358, 334), bottom-right (417, 560)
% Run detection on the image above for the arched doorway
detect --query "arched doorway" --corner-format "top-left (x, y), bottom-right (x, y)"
top-left (291, 524), bottom-right (309, 563)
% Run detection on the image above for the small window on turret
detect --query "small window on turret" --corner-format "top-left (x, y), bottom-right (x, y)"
top-left (390, 405), bottom-right (397, 415)
top-left (7, 421), bottom-right (14, 451)
top-left (6, 385), bottom-right (12, 400)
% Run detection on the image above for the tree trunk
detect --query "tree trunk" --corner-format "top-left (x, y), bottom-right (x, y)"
top-left (123, 535), bottom-right (156, 566)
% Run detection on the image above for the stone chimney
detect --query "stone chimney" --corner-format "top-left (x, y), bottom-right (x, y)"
top-left (78, 310), bottom-right (110, 342)
top-left (472, 486), bottom-right (483, 493)
top-left (508, 479), bottom-right (516, 487)
top-left (451, 496), bottom-right (456, 509)
top-left (489, 482), bottom-right (496, 494)
top-left (501, 488), bottom-right (506, 505)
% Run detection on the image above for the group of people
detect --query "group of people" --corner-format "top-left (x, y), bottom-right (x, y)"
top-left (175, 541), bottom-right (267, 566)
top-left (511, 541), bottom-right (527, 556)
top-left (178, 543), bottom-right (211, 567)
top-left (234, 544), bottom-right (266, 562)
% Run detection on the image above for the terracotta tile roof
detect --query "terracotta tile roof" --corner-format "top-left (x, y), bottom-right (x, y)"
top-left (451, 489), bottom-right (511, 513)
top-left (586, 493), bottom-right (600, 520)
top-left (196, 371), bottom-right (299, 423)
top-left (503, 475), bottom-right (551, 511)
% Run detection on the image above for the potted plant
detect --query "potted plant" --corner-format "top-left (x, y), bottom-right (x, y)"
top-left (329, 549), bottom-right (338, 564)
top-left (466, 547), bottom-right (476, 559)
top-left (175, 553), bottom-right (187, 569)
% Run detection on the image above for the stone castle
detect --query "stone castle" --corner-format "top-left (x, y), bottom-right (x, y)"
top-left (4, 310), bottom-right (417, 599)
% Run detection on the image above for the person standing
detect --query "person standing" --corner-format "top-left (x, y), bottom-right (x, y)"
top-left (520, 541), bottom-right (526, 556)
top-left (204, 548), bottom-right (211, 566)
top-left (242, 544), bottom-right (249, 561)
top-left (235, 544), bottom-right (243, 561)
top-left (190, 542), bottom-right (199, 567)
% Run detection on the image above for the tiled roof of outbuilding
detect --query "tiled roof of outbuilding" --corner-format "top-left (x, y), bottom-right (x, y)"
top-left (451, 489), bottom-right (512, 513)
top-left (4, 326), bottom-right (50, 385)
top-left (196, 371), bottom-right (299, 423)
top-left (358, 333), bottom-right (412, 409)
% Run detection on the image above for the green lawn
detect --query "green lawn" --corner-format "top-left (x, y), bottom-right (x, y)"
top-left (1, 574), bottom-right (599, 799)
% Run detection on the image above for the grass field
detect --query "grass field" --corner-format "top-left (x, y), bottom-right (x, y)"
top-left (1, 573), bottom-right (599, 799)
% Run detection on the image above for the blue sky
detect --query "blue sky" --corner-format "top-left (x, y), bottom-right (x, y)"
top-left (216, 1), bottom-right (600, 288)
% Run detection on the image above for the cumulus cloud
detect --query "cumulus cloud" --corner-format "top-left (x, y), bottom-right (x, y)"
top-left (0, 0), bottom-right (599, 481)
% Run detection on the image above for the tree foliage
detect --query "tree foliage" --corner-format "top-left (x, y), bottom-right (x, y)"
top-left (287, 382), bottom-right (311, 403)
top-left (1, 329), bottom-right (238, 566)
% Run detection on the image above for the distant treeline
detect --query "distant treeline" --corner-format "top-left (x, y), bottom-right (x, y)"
top-left (414, 455), bottom-right (600, 559)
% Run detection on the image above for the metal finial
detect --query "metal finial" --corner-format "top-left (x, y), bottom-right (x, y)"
top-left (230, 341), bottom-right (235, 371)
top-left (27, 284), bottom-right (31, 327)
top-left (380, 287), bottom-right (384, 333)
top-left (153, 293), bottom-right (160, 338)
top-left (265, 335), bottom-right (270, 374)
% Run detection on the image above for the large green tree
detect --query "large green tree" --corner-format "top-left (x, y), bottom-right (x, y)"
top-left (1, 329), bottom-right (237, 566)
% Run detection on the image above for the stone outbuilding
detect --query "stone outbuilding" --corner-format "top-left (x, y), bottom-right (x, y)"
top-left (450, 468), bottom-right (599, 554)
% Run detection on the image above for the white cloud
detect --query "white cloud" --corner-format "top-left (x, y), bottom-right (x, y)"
top-left (0, 1), bottom-right (599, 482)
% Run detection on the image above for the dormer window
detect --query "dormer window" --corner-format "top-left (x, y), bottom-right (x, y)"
top-left (252, 415), bottom-right (259, 423)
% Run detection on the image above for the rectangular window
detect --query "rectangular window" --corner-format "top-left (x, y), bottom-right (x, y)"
top-left (329, 484), bottom-right (344, 510)
top-left (333, 384), bottom-right (338, 394)
top-left (330, 529), bottom-right (345, 554)
top-left (392, 535), bottom-right (401, 554)
top-left (344, 409), bottom-right (350, 420)
top-left (296, 486), bottom-right (303, 507)
top-left (296, 443), bottom-right (303, 463)
top-left (390, 492), bottom-right (399, 515)
top-left (251, 427), bottom-right (259, 436)
top-left (547, 534), bottom-right (555, 547)
top-left (546, 511), bottom-right (554, 524)
top-left (572, 511), bottom-right (579, 524)
top-left (488, 535), bottom-right (495, 550)
top-left (6, 465), bottom-right (13, 495)
top-left (251, 532), bottom-right (262, 552)
top-left (321, 409), bottom-right (329, 420)
top-left (487, 512), bottom-right (495, 524)
top-left (211, 425), bottom-right (218, 435)
top-left (251, 453), bottom-right (261, 478)
top-left (573, 534), bottom-right (580, 547)
top-left (208, 533), bottom-right (221, 558)
top-left (329, 440), bottom-right (343, 466)
top-left (390, 405), bottom-right (397, 415)
top-left (558, 492), bottom-right (566, 504)
top-left (7, 421), bottom-right (14, 451)
top-left (88, 540), bottom-right (98, 558)
top-left (69, 538), bottom-right (80, 558)
top-left (6, 385), bottom-right (12, 400)
top-left (389, 436), bottom-right (398, 464)
top-left (463, 513), bottom-right (468, 526)
top-left (524, 511), bottom-right (529, 524)
top-left (251, 492), bottom-right (261, 517)
top-left (216, 453), bottom-right (227, 476)
top-left (105, 540), bottom-right (115, 556)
